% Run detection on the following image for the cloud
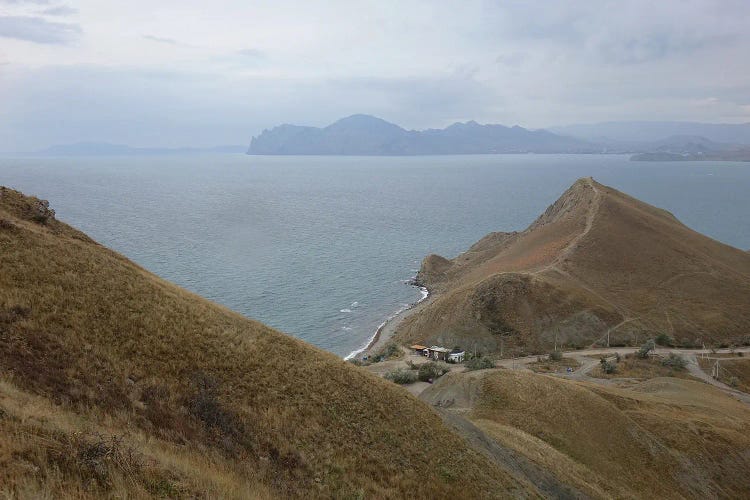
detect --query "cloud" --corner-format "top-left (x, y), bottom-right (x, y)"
top-left (0, 15), bottom-right (80, 44)
top-left (237, 48), bottom-right (264, 58)
top-left (142, 34), bottom-right (186, 46)
top-left (39, 5), bottom-right (78, 16)
top-left (0, 1), bottom-right (52, 4)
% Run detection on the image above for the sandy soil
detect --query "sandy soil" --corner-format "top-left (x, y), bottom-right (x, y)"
top-left (360, 294), bottom-right (435, 358)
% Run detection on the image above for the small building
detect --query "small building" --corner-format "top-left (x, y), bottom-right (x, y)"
top-left (410, 344), bottom-right (428, 356)
top-left (426, 345), bottom-right (451, 361)
top-left (448, 350), bottom-right (465, 363)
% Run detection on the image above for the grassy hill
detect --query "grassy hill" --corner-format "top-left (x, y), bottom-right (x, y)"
top-left (398, 178), bottom-right (750, 354)
top-left (421, 369), bottom-right (750, 498)
top-left (0, 186), bottom-right (533, 498)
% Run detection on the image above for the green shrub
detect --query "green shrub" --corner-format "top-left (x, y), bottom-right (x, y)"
top-left (548, 351), bottom-right (563, 362)
top-left (465, 357), bottom-right (495, 371)
top-left (376, 342), bottom-right (401, 361)
top-left (637, 340), bottom-right (655, 358)
top-left (417, 362), bottom-right (450, 382)
top-left (384, 369), bottom-right (417, 385)
top-left (600, 357), bottom-right (617, 374)
top-left (655, 333), bottom-right (675, 347)
top-left (661, 353), bottom-right (687, 370)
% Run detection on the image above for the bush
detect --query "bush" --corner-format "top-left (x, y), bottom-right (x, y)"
top-left (615, 352), bottom-right (622, 362)
top-left (384, 369), bottom-right (417, 384)
top-left (655, 333), bottom-right (675, 347)
top-left (548, 351), bottom-right (563, 362)
top-left (661, 353), bottom-right (687, 370)
top-left (729, 376), bottom-right (739, 388)
top-left (637, 340), bottom-right (655, 358)
top-left (600, 358), bottom-right (617, 374)
top-left (465, 357), bottom-right (495, 371)
top-left (417, 362), bottom-right (450, 382)
top-left (376, 342), bottom-right (401, 361)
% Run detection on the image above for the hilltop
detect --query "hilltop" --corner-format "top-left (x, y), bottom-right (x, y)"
top-left (0, 186), bottom-right (534, 498)
top-left (396, 178), bottom-right (750, 354)
top-left (247, 114), bottom-right (596, 155)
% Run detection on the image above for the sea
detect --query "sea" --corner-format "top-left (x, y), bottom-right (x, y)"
top-left (1, 154), bottom-right (749, 358)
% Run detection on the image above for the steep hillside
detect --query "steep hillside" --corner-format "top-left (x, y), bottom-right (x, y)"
top-left (399, 178), bottom-right (750, 353)
top-left (421, 369), bottom-right (750, 499)
top-left (0, 186), bottom-right (533, 498)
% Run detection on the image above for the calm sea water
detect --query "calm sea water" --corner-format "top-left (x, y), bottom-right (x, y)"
top-left (1, 154), bottom-right (749, 357)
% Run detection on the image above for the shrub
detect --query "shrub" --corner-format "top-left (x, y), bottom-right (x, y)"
top-left (729, 376), bottom-right (739, 388)
top-left (600, 358), bottom-right (617, 374)
top-left (615, 352), bottom-right (622, 362)
top-left (384, 369), bottom-right (417, 385)
top-left (637, 340), bottom-right (655, 358)
top-left (465, 357), bottom-right (495, 371)
top-left (655, 333), bottom-right (675, 347)
top-left (661, 353), bottom-right (687, 370)
top-left (417, 362), bottom-right (450, 382)
top-left (548, 351), bottom-right (563, 362)
top-left (376, 342), bottom-right (401, 361)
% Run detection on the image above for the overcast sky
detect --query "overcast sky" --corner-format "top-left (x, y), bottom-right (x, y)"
top-left (1, 0), bottom-right (749, 150)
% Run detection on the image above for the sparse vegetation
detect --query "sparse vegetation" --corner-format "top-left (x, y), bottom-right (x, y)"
top-left (417, 362), bottom-right (450, 382)
top-left (465, 357), bottom-right (495, 371)
top-left (660, 353), bottom-right (687, 370)
top-left (637, 340), bottom-right (655, 358)
top-left (600, 358), bottom-right (617, 374)
top-left (375, 342), bottom-right (402, 361)
top-left (593, 353), bottom-right (694, 380)
top-left (548, 350), bottom-right (563, 361)
top-left (655, 332), bottom-right (675, 347)
top-left (384, 368), bottom-right (418, 385)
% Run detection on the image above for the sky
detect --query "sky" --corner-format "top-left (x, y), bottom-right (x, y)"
top-left (1, 0), bottom-right (749, 150)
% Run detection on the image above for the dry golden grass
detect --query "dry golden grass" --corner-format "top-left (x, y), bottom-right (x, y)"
top-left (698, 357), bottom-right (750, 393)
top-left (422, 369), bottom-right (750, 499)
top-left (397, 178), bottom-right (750, 354)
top-left (590, 354), bottom-right (695, 380)
top-left (0, 186), bottom-right (529, 498)
top-left (526, 357), bottom-right (580, 374)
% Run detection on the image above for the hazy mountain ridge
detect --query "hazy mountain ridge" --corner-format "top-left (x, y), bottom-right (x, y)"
top-left (248, 114), bottom-right (598, 155)
top-left (551, 121), bottom-right (750, 145)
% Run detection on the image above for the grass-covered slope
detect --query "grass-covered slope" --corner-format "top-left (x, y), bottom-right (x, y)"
top-left (422, 369), bottom-right (750, 499)
top-left (0, 186), bottom-right (531, 498)
top-left (400, 178), bottom-right (750, 353)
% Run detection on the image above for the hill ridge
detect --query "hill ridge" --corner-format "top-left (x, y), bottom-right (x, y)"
top-left (396, 178), bottom-right (750, 353)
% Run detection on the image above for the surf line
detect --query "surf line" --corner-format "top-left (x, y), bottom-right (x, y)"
top-left (343, 279), bottom-right (429, 361)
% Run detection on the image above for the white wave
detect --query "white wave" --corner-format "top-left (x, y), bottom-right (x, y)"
top-left (343, 278), bottom-right (430, 361)
top-left (341, 326), bottom-right (353, 331)
top-left (350, 301), bottom-right (359, 307)
top-left (340, 308), bottom-right (352, 313)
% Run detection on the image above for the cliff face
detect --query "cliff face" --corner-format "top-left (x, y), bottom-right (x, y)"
top-left (396, 178), bottom-right (750, 353)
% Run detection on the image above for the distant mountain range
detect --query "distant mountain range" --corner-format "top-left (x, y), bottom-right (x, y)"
top-left (550, 121), bottom-right (750, 145)
top-left (247, 114), bottom-right (598, 155)
top-left (21, 142), bottom-right (247, 156)
top-left (248, 115), bottom-right (750, 158)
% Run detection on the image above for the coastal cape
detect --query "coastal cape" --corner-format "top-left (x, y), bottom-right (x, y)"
top-left (394, 178), bottom-right (750, 354)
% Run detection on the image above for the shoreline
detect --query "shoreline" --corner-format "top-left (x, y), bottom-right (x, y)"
top-left (344, 283), bottom-right (431, 360)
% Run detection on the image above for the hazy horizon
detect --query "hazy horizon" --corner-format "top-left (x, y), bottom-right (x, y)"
top-left (2, 0), bottom-right (750, 150)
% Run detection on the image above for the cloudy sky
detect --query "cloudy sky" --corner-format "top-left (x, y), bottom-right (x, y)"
top-left (1, 0), bottom-right (749, 150)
